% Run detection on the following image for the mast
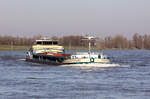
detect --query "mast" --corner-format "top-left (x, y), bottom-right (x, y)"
top-left (88, 39), bottom-right (91, 58)
top-left (11, 41), bottom-right (13, 51)
top-left (82, 36), bottom-right (95, 58)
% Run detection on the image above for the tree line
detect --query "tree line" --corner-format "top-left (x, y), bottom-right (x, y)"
top-left (0, 33), bottom-right (150, 49)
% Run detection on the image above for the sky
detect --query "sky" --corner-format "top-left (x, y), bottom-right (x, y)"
top-left (0, 0), bottom-right (150, 38)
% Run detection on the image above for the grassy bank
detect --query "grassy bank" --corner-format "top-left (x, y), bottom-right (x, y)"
top-left (0, 45), bottom-right (30, 51)
top-left (0, 45), bottom-right (139, 51)
top-left (0, 45), bottom-right (102, 51)
top-left (64, 46), bottom-right (138, 50)
top-left (0, 45), bottom-right (101, 51)
top-left (64, 46), bottom-right (102, 50)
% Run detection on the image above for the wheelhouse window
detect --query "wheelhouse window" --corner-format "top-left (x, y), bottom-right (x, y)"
top-left (36, 40), bottom-right (58, 45)
top-left (36, 41), bottom-right (42, 45)
top-left (53, 41), bottom-right (58, 45)
top-left (43, 41), bottom-right (53, 45)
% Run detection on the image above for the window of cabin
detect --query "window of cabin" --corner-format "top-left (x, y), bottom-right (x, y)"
top-left (36, 41), bottom-right (42, 45)
top-left (53, 41), bottom-right (58, 45)
top-left (36, 41), bottom-right (58, 45)
top-left (48, 41), bottom-right (52, 45)
top-left (43, 41), bottom-right (53, 45)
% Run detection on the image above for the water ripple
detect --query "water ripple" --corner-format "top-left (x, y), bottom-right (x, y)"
top-left (0, 50), bottom-right (150, 99)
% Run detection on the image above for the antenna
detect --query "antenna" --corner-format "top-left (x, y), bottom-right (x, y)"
top-left (11, 41), bottom-right (13, 51)
top-left (82, 35), bottom-right (96, 58)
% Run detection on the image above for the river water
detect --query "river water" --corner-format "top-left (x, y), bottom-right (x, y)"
top-left (0, 50), bottom-right (150, 99)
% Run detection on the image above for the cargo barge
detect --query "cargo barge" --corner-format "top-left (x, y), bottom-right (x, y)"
top-left (26, 36), bottom-right (110, 66)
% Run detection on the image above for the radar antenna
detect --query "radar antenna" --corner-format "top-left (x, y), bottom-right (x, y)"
top-left (82, 36), bottom-right (95, 58)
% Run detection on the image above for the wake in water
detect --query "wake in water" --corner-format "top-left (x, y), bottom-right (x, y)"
top-left (61, 63), bottom-right (129, 68)
top-left (18, 58), bottom-right (129, 68)
top-left (18, 59), bottom-right (26, 61)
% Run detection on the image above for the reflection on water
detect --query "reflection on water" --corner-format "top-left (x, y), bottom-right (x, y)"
top-left (0, 50), bottom-right (150, 99)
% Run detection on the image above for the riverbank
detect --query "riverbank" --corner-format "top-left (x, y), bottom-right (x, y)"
top-left (0, 45), bottom-right (141, 51)
top-left (0, 45), bottom-right (101, 51)
top-left (0, 45), bottom-right (30, 51)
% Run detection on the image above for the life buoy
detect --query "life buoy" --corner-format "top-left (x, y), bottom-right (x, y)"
top-left (90, 58), bottom-right (94, 62)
